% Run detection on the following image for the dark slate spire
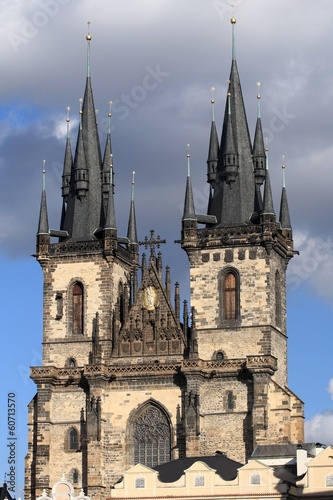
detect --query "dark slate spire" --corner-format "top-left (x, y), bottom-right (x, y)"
top-left (61, 29), bottom-right (103, 241)
top-left (73, 123), bottom-right (88, 197)
top-left (262, 149), bottom-right (276, 222)
top-left (182, 145), bottom-right (196, 222)
top-left (61, 107), bottom-right (73, 204)
top-left (101, 102), bottom-right (113, 224)
top-left (207, 87), bottom-right (219, 185)
top-left (209, 16), bottom-right (256, 226)
top-left (252, 86), bottom-right (266, 188)
top-left (252, 86), bottom-right (266, 215)
top-left (279, 163), bottom-right (292, 230)
top-left (221, 92), bottom-right (239, 185)
top-left (127, 171), bottom-right (138, 244)
top-left (37, 166), bottom-right (49, 235)
top-left (104, 167), bottom-right (117, 230)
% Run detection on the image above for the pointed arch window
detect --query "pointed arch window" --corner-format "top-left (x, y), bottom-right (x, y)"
top-left (225, 272), bottom-right (237, 319)
top-left (73, 282), bottom-right (84, 335)
top-left (275, 270), bottom-right (282, 328)
top-left (219, 268), bottom-right (240, 324)
top-left (132, 404), bottom-right (171, 468)
top-left (67, 427), bottom-right (79, 451)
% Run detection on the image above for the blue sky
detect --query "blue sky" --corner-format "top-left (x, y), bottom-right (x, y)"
top-left (1, 0), bottom-right (333, 497)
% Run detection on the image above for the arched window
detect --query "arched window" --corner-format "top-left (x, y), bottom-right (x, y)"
top-left (73, 282), bottom-right (84, 335)
top-left (275, 271), bottom-right (281, 328)
top-left (216, 352), bottom-right (224, 361)
top-left (219, 268), bottom-right (240, 324)
top-left (225, 272), bottom-right (236, 319)
top-left (132, 404), bottom-right (171, 468)
top-left (68, 428), bottom-right (79, 451)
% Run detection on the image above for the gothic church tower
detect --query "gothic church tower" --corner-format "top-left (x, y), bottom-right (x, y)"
top-left (25, 20), bottom-right (303, 500)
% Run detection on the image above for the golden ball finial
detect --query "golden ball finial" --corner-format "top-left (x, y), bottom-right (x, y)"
top-left (186, 143), bottom-right (190, 159)
top-left (86, 21), bottom-right (91, 41)
top-left (210, 86), bottom-right (215, 104)
top-left (231, 16), bottom-right (236, 24)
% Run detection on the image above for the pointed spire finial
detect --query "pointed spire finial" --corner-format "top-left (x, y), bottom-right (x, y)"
top-left (210, 87), bottom-right (215, 122)
top-left (231, 3), bottom-right (236, 60)
top-left (131, 171), bottom-right (135, 200)
top-left (187, 143), bottom-right (191, 177)
top-left (282, 155), bottom-right (286, 188)
top-left (42, 160), bottom-right (46, 189)
top-left (66, 106), bottom-right (70, 139)
top-left (79, 98), bottom-right (83, 130)
top-left (108, 100), bottom-right (112, 134)
top-left (86, 21), bottom-right (92, 77)
top-left (257, 82), bottom-right (261, 118)
top-left (227, 91), bottom-right (231, 115)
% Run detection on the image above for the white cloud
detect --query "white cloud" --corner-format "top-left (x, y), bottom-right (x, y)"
top-left (305, 409), bottom-right (333, 445)
top-left (288, 230), bottom-right (333, 303)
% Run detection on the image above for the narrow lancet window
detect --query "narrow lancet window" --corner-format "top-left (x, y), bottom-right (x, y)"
top-left (224, 272), bottom-right (237, 320)
top-left (73, 282), bottom-right (84, 335)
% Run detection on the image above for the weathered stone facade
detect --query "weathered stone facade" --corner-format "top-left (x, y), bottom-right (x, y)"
top-left (25, 23), bottom-right (304, 500)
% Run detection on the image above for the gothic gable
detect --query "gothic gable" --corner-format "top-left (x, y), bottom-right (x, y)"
top-left (115, 258), bottom-right (186, 358)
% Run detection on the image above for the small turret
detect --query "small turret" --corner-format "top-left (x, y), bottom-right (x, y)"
top-left (103, 167), bottom-right (117, 253)
top-left (279, 162), bottom-right (292, 231)
top-left (101, 101), bottom-right (113, 222)
top-left (37, 165), bottom-right (50, 260)
top-left (207, 87), bottom-right (219, 184)
top-left (127, 171), bottom-right (139, 262)
top-left (261, 147), bottom-right (276, 224)
top-left (182, 145), bottom-right (196, 223)
top-left (74, 115), bottom-right (89, 199)
top-left (221, 92), bottom-right (239, 185)
top-left (252, 84), bottom-right (266, 188)
top-left (61, 106), bottom-right (73, 203)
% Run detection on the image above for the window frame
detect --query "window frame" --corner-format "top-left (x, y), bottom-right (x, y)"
top-left (219, 267), bottom-right (241, 326)
top-left (67, 427), bottom-right (79, 452)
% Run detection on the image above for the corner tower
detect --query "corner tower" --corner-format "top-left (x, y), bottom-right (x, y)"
top-left (26, 31), bottom-right (194, 500)
top-left (181, 16), bottom-right (303, 459)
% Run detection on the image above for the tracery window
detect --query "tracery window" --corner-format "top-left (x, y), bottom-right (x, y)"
top-left (133, 405), bottom-right (171, 468)
top-left (73, 282), bottom-right (84, 335)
